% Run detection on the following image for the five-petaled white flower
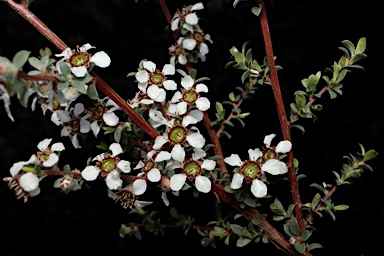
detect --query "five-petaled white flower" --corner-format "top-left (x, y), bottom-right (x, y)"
top-left (55, 43), bottom-right (111, 77)
top-left (135, 61), bottom-right (177, 102)
top-left (169, 75), bottom-right (210, 114)
top-left (81, 143), bottom-right (131, 190)
top-left (171, 3), bottom-right (204, 32)
top-left (107, 179), bottom-right (151, 209)
top-left (170, 148), bottom-right (215, 193)
top-left (225, 133), bottom-right (292, 198)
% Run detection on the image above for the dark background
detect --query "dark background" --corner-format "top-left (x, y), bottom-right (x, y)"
top-left (0, 0), bottom-right (382, 255)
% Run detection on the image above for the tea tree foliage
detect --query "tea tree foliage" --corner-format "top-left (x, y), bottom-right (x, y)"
top-left (0, 0), bottom-right (378, 255)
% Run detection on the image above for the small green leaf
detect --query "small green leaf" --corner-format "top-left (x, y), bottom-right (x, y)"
top-left (251, 5), bottom-right (262, 16)
top-left (237, 237), bottom-right (252, 247)
top-left (12, 50), bottom-right (31, 70)
top-left (311, 193), bottom-right (321, 210)
top-left (355, 37), bottom-right (366, 54)
top-left (294, 242), bottom-right (306, 254)
top-left (333, 204), bottom-right (349, 211)
top-left (87, 82), bottom-right (99, 100)
top-left (230, 224), bottom-right (244, 236)
top-left (363, 149), bottom-right (378, 161)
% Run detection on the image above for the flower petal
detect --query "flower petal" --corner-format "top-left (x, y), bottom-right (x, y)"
top-left (181, 75), bottom-right (194, 89)
top-left (132, 179), bottom-right (147, 195)
top-left (143, 61), bottom-right (156, 72)
top-left (196, 83), bottom-right (208, 93)
top-left (81, 166), bottom-right (100, 181)
top-left (43, 153), bottom-right (59, 167)
top-left (90, 51), bottom-right (111, 68)
top-left (156, 151), bottom-right (172, 162)
top-left (186, 132), bottom-right (205, 148)
top-left (251, 179), bottom-right (267, 198)
top-left (248, 148), bottom-right (262, 161)
top-left (202, 159), bottom-right (216, 170)
top-left (117, 160), bottom-right (131, 173)
top-left (276, 140), bottom-right (292, 153)
top-left (185, 13), bottom-right (198, 25)
top-left (135, 70), bottom-right (149, 83)
top-left (170, 173), bottom-right (187, 191)
top-left (224, 154), bottom-right (242, 167)
top-left (106, 170), bottom-right (122, 190)
top-left (162, 64), bottom-right (175, 75)
top-left (148, 168), bottom-right (161, 182)
top-left (110, 143), bottom-right (123, 156)
top-left (37, 138), bottom-right (52, 151)
top-left (230, 173), bottom-right (244, 189)
top-left (51, 142), bottom-right (65, 152)
top-left (171, 17), bottom-right (180, 31)
top-left (71, 66), bottom-right (87, 77)
top-left (264, 133), bottom-right (276, 147)
top-left (153, 136), bottom-right (168, 150)
top-left (103, 111), bottom-right (119, 126)
top-left (262, 159), bottom-right (288, 175)
top-left (19, 172), bottom-right (39, 192)
top-left (171, 144), bottom-right (185, 162)
top-left (196, 97), bottom-right (210, 111)
top-left (163, 80), bottom-right (177, 90)
top-left (183, 38), bottom-right (197, 51)
top-left (195, 176), bottom-right (211, 193)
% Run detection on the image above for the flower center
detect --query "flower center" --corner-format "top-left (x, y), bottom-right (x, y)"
top-left (150, 72), bottom-right (165, 85)
top-left (143, 160), bottom-right (155, 172)
top-left (91, 103), bottom-right (105, 121)
top-left (69, 52), bottom-right (90, 67)
top-left (65, 115), bottom-right (80, 134)
top-left (193, 32), bottom-right (205, 44)
top-left (175, 45), bottom-right (183, 56)
top-left (184, 160), bottom-right (201, 177)
top-left (263, 149), bottom-right (276, 163)
top-left (169, 125), bottom-right (187, 144)
top-left (37, 149), bottom-right (51, 165)
top-left (51, 98), bottom-right (60, 110)
top-left (240, 161), bottom-right (261, 179)
top-left (115, 189), bottom-right (137, 209)
top-left (101, 158), bottom-right (116, 172)
top-left (182, 89), bottom-right (198, 104)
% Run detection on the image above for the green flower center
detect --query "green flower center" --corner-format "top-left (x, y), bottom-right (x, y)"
top-left (150, 73), bottom-right (164, 85)
top-left (183, 90), bottom-right (198, 103)
top-left (51, 98), bottom-right (60, 110)
top-left (70, 52), bottom-right (90, 67)
top-left (175, 45), bottom-right (183, 56)
top-left (193, 32), bottom-right (204, 43)
top-left (263, 149), bottom-right (276, 162)
top-left (169, 125), bottom-right (187, 144)
top-left (101, 158), bottom-right (116, 172)
top-left (184, 161), bottom-right (201, 177)
top-left (144, 160), bottom-right (155, 172)
top-left (37, 150), bottom-right (51, 164)
top-left (241, 161), bottom-right (260, 179)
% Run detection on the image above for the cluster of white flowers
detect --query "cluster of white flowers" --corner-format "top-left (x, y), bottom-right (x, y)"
top-left (169, 2), bottom-right (213, 65)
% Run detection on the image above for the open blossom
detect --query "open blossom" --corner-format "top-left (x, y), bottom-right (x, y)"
top-left (107, 179), bottom-right (151, 209)
top-left (89, 97), bottom-right (121, 137)
top-left (135, 61), bottom-right (177, 102)
top-left (134, 150), bottom-right (163, 183)
top-left (81, 143), bottom-right (131, 190)
top-left (169, 75), bottom-right (210, 114)
top-left (55, 43), bottom-right (111, 77)
top-left (55, 103), bottom-right (91, 149)
top-left (171, 2), bottom-right (204, 31)
top-left (169, 37), bottom-right (188, 66)
top-left (170, 148), bottom-right (215, 193)
top-left (224, 134), bottom-right (292, 198)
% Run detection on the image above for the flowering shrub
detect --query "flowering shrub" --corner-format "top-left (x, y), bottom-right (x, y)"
top-left (0, 0), bottom-right (378, 255)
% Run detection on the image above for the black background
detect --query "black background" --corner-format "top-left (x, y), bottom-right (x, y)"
top-left (0, 0), bottom-right (382, 255)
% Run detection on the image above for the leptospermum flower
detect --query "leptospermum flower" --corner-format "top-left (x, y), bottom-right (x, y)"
top-left (89, 96), bottom-right (121, 137)
top-left (171, 2), bottom-right (204, 32)
top-left (55, 103), bottom-right (91, 149)
top-left (55, 43), bottom-right (111, 77)
top-left (182, 28), bottom-right (213, 62)
top-left (81, 143), bottom-right (131, 190)
top-left (169, 75), bottom-right (210, 115)
top-left (134, 150), bottom-right (164, 183)
top-left (107, 179), bottom-right (151, 209)
top-left (152, 114), bottom-right (205, 163)
top-left (135, 61), bottom-right (177, 102)
top-left (224, 141), bottom-right (291, 198)
top-left (169, 37), bottom-right (188, 66)
top-left (170, 148), bottom-right (216, 193)
top-left (33, 138), bottom-right (65, 167)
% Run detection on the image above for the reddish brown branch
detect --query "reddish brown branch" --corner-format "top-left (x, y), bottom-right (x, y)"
top-left (255, 0), bottom-right (305, 233)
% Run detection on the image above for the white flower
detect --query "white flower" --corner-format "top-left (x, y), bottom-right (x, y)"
top-left (81, 143), bottom-right (131, 190)
top-left (35, 138), bottom-right (65, 167)
top-left (170, 157), bottom-right (215, 193)
top-left (55, 43), bottom-right (111, 77)
top-left (224, 146), bottom-right (288, 198)
top-left (90, 97), bottom-right (121, 137)
top-left (171, 3), bottom-right (204, 31)
top-left (134, 61), bottom-right (177, 102)
top-left (19, 172), bottom-right (40, 195)
top-left (263, 133), bottom-right (292, 154)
